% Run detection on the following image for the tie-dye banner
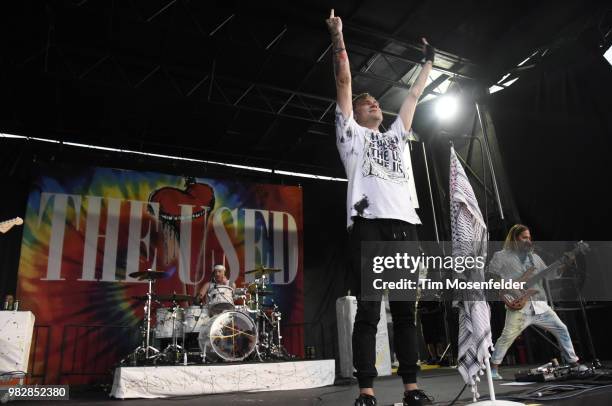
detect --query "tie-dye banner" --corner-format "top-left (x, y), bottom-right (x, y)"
top-left (16, 164), bottom-right (303, 383)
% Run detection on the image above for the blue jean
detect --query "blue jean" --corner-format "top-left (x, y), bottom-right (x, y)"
top-left (491, 309), bottom-right (578, 365)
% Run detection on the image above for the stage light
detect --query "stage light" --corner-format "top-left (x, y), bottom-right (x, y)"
top-left (604, 44), bottom-right (612, 67)
top-left (435, 95), bottom-right (459, 120)
top-left (489, 85), bottom-right (504, 94)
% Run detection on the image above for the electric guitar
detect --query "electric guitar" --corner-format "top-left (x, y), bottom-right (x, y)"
top-left (0, 217), bottom-right (23, 234)
top-left (499, 241), bottom-right (590, 310)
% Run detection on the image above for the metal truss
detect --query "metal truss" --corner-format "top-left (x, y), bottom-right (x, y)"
top-left (10, 1), bottom-right (478, 130)
top-left (13, 41), bottom-right (445, 127)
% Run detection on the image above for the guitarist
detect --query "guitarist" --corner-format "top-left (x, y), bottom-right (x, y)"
top-left (488, 224), bottom-right (579, 380)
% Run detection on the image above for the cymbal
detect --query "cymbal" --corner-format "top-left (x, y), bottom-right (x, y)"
top-left (245, 267), bottom-right (282, 275)
top-left (128, 270), bottom-right (169, 280)
top-left (242, 282), bottom-right (275, 295)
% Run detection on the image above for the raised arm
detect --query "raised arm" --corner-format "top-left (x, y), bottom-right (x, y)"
top-left (326, 9), bottom-right (352, 118)
top-left (398, 38), bottom-right (435, 131)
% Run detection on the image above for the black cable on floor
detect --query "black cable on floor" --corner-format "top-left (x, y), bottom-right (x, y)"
top-left (512, 383), bottom-right (612, 402)
top-left (314, 386), bottom-right (353, 405)
top-left (478, 383), bottom-right (612, 403)
top-left (446, 383), bottom-right (467, 406)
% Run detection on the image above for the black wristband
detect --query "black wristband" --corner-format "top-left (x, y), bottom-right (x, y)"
top-left (423, 44), bottom-right (435, 63)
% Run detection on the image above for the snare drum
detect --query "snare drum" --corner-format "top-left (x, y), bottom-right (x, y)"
top-left (154, 307), bottom-right (184, 339)
top-left (207, 285), bottom-right (235, 315)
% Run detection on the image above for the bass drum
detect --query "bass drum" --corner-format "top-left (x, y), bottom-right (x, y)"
top-left (198, 311), bottom-right (257, 361)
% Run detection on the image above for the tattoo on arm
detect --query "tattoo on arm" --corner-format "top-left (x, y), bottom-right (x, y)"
top-left (333, 51), bottom-right (348, 75)
top-left (332, 33), bottom-right (350, 82)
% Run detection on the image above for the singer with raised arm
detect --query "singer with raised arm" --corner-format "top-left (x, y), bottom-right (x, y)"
top-left (326, 9), bottom-right (434, 406)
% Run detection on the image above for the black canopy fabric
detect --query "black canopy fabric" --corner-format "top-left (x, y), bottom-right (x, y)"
top-left (0, 0), bottom-right (605, 177)
top-left (489, 34), bottom-right (612, 241)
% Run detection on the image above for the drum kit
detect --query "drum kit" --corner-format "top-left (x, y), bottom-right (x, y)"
top-left (122, 267), bottom-right (290, 366)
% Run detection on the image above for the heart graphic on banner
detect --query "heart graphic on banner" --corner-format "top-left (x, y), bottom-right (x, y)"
top-left (149, 182), bottom-right (215, 220)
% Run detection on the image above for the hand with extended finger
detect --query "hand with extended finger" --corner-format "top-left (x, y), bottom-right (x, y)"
top-left (422, 37), bottom-right (435, 63)
top-left (326, 9), bottom-right (342, 37)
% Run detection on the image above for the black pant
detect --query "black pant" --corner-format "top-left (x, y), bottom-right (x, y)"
top-left (349, 217), bottom-right (420, 388)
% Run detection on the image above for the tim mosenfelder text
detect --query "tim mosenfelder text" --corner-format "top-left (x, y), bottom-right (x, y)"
top-left (371, 278), bottom-right (526, 291)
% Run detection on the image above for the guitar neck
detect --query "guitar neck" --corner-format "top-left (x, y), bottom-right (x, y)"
top-left (0, 217), bottom-right (23, 233)
top-left (524, 259), bottom-right (564, 288)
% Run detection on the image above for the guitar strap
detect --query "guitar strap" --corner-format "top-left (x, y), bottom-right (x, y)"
top-left (525, 252), bottom-right (535, 270)
top-left (522, 252), bottom-right (536, 310)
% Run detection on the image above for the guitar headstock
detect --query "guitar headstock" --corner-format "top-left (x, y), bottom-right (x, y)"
top-left (574, 240), bottom-right (590, 255)
top-left (561, 241), bottom-right (590, 265)
top-left (0, 217), bottom-right (23, 234)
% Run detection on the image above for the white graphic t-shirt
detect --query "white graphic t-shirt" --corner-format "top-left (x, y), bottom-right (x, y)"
top-left (335, 105), bottom-right (421, 228)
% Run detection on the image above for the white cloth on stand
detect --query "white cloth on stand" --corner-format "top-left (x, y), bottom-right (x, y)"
top-left (449, 147), bottom-right (493, 395)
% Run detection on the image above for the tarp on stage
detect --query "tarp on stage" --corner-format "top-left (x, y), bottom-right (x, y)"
top-left (110, 359), bottom-right (335, 399)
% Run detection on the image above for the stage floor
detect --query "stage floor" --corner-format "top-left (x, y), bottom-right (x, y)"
top-left (16, 363), bottom-right (612, 405)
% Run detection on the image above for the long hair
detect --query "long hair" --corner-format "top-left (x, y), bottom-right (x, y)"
top-left (503, 224), bottom-right (530, 251)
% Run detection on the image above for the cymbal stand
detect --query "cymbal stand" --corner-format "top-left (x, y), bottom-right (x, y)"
top-left (273, 305), bottom-right (283, 354)
top-left (144, 278), bottom-right (159, 359)
top-left (248, 277), bottom-right (265, 361)
top-left (263, 303), bottom-right (286, 359)
top-left (162, 300), bottom-right (184, 363)
top-left (254, 277), bottom-right (262, 310)
top-left (122, 276), bottom-right (160, 365)
top-left (181, 308), bottom-right (189, 365)
top-left (252, 325), bottom-right (264, 362)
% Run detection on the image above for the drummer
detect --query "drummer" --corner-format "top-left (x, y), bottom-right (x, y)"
top-left (198, 264), bottom-right (236, 304)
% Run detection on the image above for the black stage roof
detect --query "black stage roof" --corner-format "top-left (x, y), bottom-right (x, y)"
top-left (0, 0), bottom-right (608, 177)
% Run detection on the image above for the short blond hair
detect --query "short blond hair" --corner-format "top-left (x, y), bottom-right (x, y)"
top-left (352, 92), bottom-right (373, 109)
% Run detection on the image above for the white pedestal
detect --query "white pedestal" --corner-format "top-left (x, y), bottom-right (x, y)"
top-left (111, 360), bottom-right (335, 398)
top-left (336, 296), bottom-right (391, 378)
top-left (466, 360), bottom-right (525, 405)
top-left (0, 310), bottom-right (36, 374)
